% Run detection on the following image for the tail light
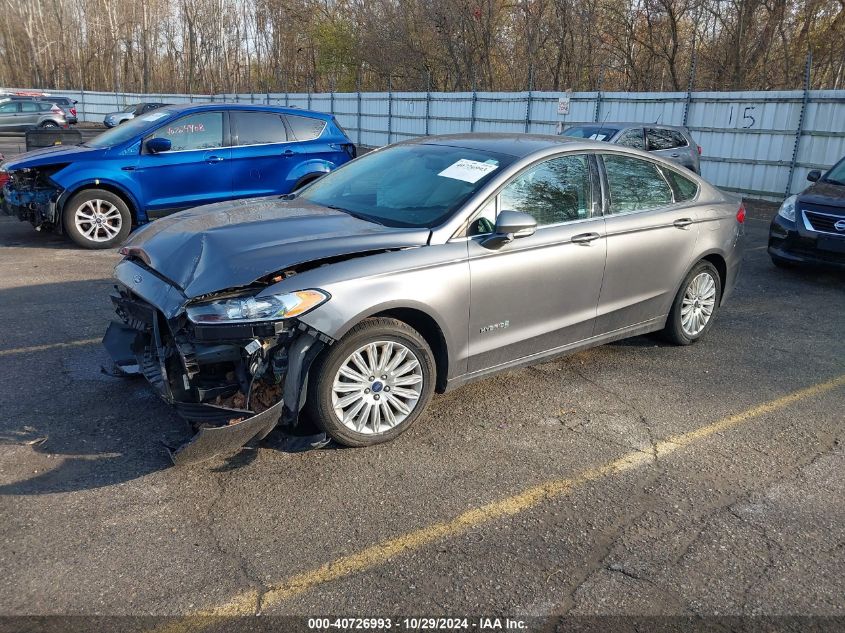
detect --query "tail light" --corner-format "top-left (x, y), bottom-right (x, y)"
top-left (0, 171), bottom-right (9, 189)
top-left (70, 107), bottom-right (77, 117)
top-left (736, 203), bottom-right (746, 224)
top-left (697, 145), bottom-right (702, 155)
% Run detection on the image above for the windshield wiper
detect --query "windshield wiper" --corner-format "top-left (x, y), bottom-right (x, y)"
top-left (822, 177), bottom-right (845, 186)
top-left (324, 205), bottom-right (384, 225)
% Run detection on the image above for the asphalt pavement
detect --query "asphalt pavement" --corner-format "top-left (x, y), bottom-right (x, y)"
top-left (0, 201), bottom-right (843, 630)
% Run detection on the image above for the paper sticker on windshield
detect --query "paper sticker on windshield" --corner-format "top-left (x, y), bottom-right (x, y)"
top-left (141, 112), bottom-right (168, 121)
top-left (438, 159), bottom-right (498, 183)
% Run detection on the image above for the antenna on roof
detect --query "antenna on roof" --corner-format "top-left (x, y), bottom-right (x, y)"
top-left (595, 110), bottom-right (611, 141)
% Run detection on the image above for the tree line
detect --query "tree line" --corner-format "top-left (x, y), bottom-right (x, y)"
top-left (1, 0), bottom-right (843, 95)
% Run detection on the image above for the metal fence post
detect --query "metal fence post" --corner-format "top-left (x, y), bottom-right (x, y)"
top-left (307, 83), bottom-right (312, 111)
top-left (387, 76), bottom-right (393, 145)
top-left (683, 53), bottom-right (697, 127)
top-left (786, 52), bottom-right (813, 197)
top-left (524, 70), bottom-right (533, 133)
top-left (470, 78), bottom-right (477, 132)
top-left (330, 78), bottom-right (335, 115)
top-left (356, 76), bottom-right (362, 145)
top-left (425, 72), bottom-right (431, 136)
top-left (79, 89), bottom-right (86, 122)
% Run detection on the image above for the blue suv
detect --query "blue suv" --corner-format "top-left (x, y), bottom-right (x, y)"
top-left (0, 104), bottom-right (356, 248)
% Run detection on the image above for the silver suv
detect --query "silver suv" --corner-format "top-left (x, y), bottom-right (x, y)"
top-left (0, 97), bottom-right (68, 131)
top-left (563, 123), bottom-right (701, 174)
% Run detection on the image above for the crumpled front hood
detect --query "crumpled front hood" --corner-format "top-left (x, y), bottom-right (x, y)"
top-left (124, 196), bottom-right (431, 298)
top-left (800, 180), bottom-right (845, 208)
top-left (3, 143), bottom-right (105, 170)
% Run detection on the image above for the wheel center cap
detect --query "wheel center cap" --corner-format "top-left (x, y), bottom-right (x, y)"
top-left (371, 381), bottom-right (384, 393)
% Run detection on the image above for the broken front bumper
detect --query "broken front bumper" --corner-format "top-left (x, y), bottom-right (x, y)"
top-left (103, 260), bottom-right (329, 466)
top-left (2, 182), bottom-right (63, 229)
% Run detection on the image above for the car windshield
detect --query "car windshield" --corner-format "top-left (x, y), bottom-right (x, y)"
top-left (563, 126), bottom-right (619, 141)
top-left (299, 144), bottom-right (515, 228)
top-left (86, 110), bottom-right (174, 148)
top-left (823, 158), bottom-right (845, 185)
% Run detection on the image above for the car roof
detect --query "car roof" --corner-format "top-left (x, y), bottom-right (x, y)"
top-left (153, 102), bottom-right (334, 121)
top-left (404, 133), bottom-right (609, 158)
top-left (565, 122), bottom-right (692, 133)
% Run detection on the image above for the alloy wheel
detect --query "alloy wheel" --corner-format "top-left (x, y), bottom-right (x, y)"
top-left (681, 271), bottom-right (716, 337)
top-left (331, 340), bottom-right (424, 435)
top-left (74, 199), bottom-right (122, 243)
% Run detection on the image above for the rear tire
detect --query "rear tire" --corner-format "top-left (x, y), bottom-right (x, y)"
top-left (663, 261), bottom-right (722, 346)
top-left (305, 317), bottom-right (436, 447)
top-left (63, 189), bottom-right (132, 249)
top-left (40, 121), bottom-right (59, 129)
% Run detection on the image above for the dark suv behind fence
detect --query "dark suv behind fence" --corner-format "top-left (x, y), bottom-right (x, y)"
top-left (562, 123), bottom-right (702, 174)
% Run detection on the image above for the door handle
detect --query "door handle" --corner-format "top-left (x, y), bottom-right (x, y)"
top-left (121, 165), bottom-right (136, 171)
top-left (571, 232), bottom-right (601, 244)
top-left (673, 218), bottom-right (694, 228)
top-left (206, 155), bottom-right (224, 163)
top-left (282, 149), bottom-right (296, 157)
top-left (671, 153), bottom-right (680, 157)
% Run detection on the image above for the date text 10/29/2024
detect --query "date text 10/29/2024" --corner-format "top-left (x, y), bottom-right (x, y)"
top-left (308, 617), bottom-right (528, 630)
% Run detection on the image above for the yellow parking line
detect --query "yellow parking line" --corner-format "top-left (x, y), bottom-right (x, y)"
top-left (154, 373), bottom-right (845, 628)
top-left (0, 337), bottom-right (100, 357)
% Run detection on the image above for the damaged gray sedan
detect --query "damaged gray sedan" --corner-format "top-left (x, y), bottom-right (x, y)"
top-left (104, 134), bottom-right (744, 465)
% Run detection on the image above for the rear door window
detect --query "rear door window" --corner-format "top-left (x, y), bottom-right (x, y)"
top-left (156, 112), bottom-right (224, 151)
top-left (231, 111), bottom-right (288, 145)
top-left (20, 101), bottom-right (39, 112)
top-left (602, 154), bottom-right (674, 213)
top-left (646, 128), bottom-right (688, 150)
top-left (285, 114), bottom-right (326, 141)
top-left (617, 128), bottom-right (645, 150)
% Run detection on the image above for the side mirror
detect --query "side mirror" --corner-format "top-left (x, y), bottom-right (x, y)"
top-left (481, 210), bottom-right (537, 249)
top-left (145, 137), bottom-right (171, 154)
top-left (806, 169), bottom-right (821, 182)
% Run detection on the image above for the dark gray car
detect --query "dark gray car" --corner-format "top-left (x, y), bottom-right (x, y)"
top-left (563, 123), bottom-right (702, 174)
top-left (103, 102), bottom-right (168, 128)
top-left (103, 134), bottom-right (744, 465)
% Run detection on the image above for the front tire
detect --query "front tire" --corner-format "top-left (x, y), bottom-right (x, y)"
top-left (663, 261), bottom-right (722, 345)
top-left (306, 317), bottom-right (436, 447)
top-left (62, 189), bottom-right (132, 249)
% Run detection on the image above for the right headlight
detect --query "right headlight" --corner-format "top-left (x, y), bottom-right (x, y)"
top-left (186, 289), bottom-right (329, 324)
top-left (777, 194), bottom-right (798, 222)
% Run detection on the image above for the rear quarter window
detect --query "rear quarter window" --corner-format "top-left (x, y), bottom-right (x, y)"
top-left (286, 114), bottom-right (326, 141)
top-left (661, 168), bottom-right (699, 202)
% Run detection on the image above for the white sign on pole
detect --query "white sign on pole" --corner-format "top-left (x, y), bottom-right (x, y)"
top-left (557, 90), bottom-right (572, 116)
